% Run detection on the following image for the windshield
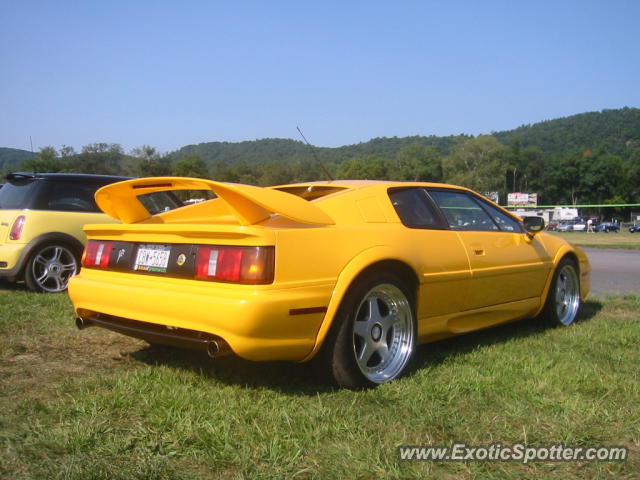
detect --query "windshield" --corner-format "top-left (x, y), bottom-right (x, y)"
top-left (0, 180), bottom-right (37, 209)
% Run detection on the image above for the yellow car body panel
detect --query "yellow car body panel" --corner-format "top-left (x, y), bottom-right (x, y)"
top-left (68, 177), bottom-right (590, 363)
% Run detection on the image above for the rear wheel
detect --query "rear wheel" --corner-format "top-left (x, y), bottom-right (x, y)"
top-left (24, 244), bottom-right (79, 293)
top-left (317, 272), bottom-right (416, 389)
top-left (541, 258), bottom-right (581, 326)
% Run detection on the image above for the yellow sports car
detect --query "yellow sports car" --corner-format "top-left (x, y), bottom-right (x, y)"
top-left (69, 177), bottom-right (590, 388)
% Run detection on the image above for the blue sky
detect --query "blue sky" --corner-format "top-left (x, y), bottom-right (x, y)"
top-left (1, 0), bottom-right (638, 153)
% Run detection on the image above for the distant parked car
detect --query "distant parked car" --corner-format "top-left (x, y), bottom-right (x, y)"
top-left (556, 221), bottom-right (574, 232)
top-left (595, 222), bottom-right (620, 233)
top-left (572, 220), bottom-right (586, 232)
top-left (628, 224), bottom-right (640, 233)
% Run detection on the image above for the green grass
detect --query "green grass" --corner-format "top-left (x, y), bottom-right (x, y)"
top-left (550, 231), bottom-right (640, 250)
top-left (1, 286), bottom-right (639, 479)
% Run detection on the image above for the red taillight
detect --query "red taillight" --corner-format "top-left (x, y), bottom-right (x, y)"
top-left (83, 240), bottom-right (114, 268)
top-left (9, 215), bottom-right (26, 240)
top-left (195, 246), bottom-right (274, 284)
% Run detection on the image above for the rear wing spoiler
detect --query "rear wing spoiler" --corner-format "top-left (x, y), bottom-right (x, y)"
top-left (95, 177), bottom-right (335, 226)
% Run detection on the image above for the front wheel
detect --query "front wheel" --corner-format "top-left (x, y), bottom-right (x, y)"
top-left (316, 273), bottom-right (416, 389)
top-left (541, 258), bottom-right (581, 326)
top-left (24, 244), bottom-right (79, 293)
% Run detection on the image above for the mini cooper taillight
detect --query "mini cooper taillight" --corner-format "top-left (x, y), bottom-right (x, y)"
top-left (83, 240), bottom-right (114, 268)
top-left (195, 246), bottom-right (274, 284)
top-left (9, 215), bottom-right (26, 240)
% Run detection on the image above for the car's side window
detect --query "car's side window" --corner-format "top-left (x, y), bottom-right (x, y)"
top-left (428, 190), bottom-right (498, 231)
top-left (389, 188), bottom-right (443, 229)
top-left (40, 182), bottom-right (102, 212)
top-left (477, 200), bottom-right (522, 233)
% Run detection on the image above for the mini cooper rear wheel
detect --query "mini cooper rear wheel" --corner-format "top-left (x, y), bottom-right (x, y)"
top-left (542, 258), bottom-right (581, 326)
top-left (24, 244), bottom-right (79, 293)
top-left (318, 272), bottom-right (416, 389)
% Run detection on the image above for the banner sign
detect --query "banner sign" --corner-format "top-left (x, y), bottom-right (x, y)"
top-left (508, 192), bottom-right (538, 207)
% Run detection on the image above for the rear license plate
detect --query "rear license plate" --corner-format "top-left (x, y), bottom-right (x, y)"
top-left (134, 244), bottom-right (171, 273)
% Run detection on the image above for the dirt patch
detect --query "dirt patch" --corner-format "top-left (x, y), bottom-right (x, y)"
top-left (0, 328), bottom-right (148, 402)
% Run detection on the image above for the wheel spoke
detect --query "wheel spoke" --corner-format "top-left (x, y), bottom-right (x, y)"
top-left (52, 247), bottom-right (63, 262)
top-left (380, 310), bottom-right (397, 333)
top-left (375, 342), bottom-right (390, 363)
top-left (36, 271), bottom-right (49, 283)
top-left (357, 338), bottom-right (376, 365)
top-left (367, 296), bottom-right (382, 322)
top-left (353, 319), bottom-right (369, 339)
top-left (60, 263), bottom-right (76, 273)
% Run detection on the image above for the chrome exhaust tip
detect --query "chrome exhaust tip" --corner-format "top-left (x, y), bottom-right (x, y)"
top-left (206, 340), bottom-right (231, 358)
top-left (75, 317), bottom-right (92, 330)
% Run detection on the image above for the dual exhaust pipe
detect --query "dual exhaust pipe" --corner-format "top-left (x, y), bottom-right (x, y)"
top-left (75, 316), bottom-right (231, 358)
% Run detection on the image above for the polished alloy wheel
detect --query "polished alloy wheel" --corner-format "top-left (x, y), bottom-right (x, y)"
top-left (554, 263), bottom-right (580, 325)
top-left (29, 245), bottom-right (78, 292)
top-left (352, 283), bottom-right (414, 383)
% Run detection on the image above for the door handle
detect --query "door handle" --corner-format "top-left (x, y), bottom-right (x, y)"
top-left (473, 248), bottom-right (485, 256)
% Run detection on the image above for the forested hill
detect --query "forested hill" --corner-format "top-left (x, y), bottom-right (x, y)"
top-left (493, 107), bottom-right (640, 157)
top-left (172, 107), bottom-right (640, 164)
top-left (2, 107), bottom-right (639, 206)
top-left (172, 134), bottom-right (469, 166)
top-left (2, 107), bottom-right (638, 170)
top-left (0, 147), bottom-right (34, 170)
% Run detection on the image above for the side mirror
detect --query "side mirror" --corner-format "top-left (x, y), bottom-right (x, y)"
top-left (523, 216), bottom-right (545, 235)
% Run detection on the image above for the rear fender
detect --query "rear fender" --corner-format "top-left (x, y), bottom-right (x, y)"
top-left (301, 246), bottom-right (417, 362)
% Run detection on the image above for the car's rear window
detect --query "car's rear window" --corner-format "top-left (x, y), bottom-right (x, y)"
top-left (0, 180), bottom-right (38, 209)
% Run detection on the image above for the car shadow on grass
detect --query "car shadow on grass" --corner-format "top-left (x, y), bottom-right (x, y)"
top-left (131, 346), bottom-right (329, 395)
top-left (0, 279), bottom-right (28, 292)
top-left (128, 299), bottom-right (603, 395)
top-left (407, 299), bottom-right (603, 377)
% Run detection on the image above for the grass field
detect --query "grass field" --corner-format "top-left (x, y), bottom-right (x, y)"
top-left (1, 287), bottom-right (639, 479)
top-left (550, 231), bottom-right (640, 250)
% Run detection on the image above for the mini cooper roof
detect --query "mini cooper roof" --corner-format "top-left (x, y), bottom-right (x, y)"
top-left (6, 172), bottom-right (131, 183)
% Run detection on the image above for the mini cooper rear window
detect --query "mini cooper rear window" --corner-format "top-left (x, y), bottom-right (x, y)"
top-left (0, 180), bottom-right (37, 209)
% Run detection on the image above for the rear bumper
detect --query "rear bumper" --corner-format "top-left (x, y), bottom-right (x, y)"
top-left (0, 243), bottom-right (26, 277)
top-left (68, 268), bottom-right (334, 361)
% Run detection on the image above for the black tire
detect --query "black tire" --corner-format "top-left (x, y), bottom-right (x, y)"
top-left (540, 258), bottom-right (581, 327)
top-left (314, 272), bottom-right (416, 389)
top-left (24, 243), bottom-right (80, 293)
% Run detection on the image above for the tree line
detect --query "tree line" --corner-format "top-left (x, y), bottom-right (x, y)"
top-left (4, 107), bottom-right (640, 210)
